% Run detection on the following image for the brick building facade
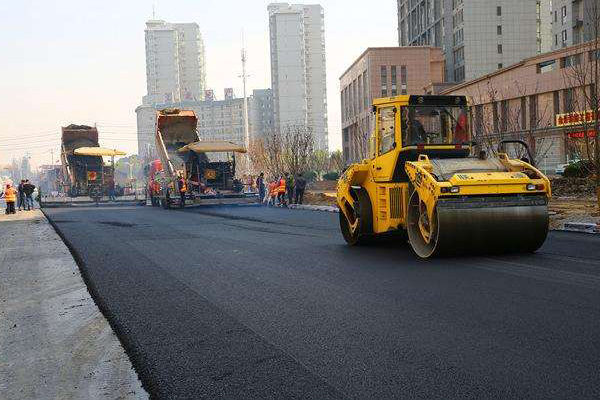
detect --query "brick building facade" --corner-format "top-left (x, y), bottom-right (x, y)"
top-left (340, 47), bottom-right (445, 162)
top-left (443, 41), bottom-right (599, 174)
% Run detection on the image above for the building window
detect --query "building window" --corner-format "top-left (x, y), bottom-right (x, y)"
top-left (554, 10), bottom-right (557, 23)
top-left (561, 5), bottom-right (567, 25)
top-left (553, 91), bottom-right (560, 115)
top-left (500, 100), bottom-right (508, 132)
top-left (496, 6), bottom-right (501, 16)
top-left (529, 95), bottom-right (538, 129)
top-left (391, 66), bottom-right (397, 96)
top-left (497, 25), bottom-right (502, 35)
top-left (492, 102), bottom-right (499, 132)
top-left (536, 59), bottom-right (556, 73)
top-left (520, 97), bottom-right (527, 129)
top-left (561, 30), bottom-right (567, 45)
top-left (564, 88), bottom-right (574, 113)
top-left (474, 105), bottom-right (483, 135)
top-left (400, 66), bottom-right (407, 95)
top-left (555, 34), bottom-right (558, 46)
top-left (381, 66), bottom-right (388, 97)
top-left (498, 63), bottom-right (503, 69)
top-left (497, 44), bottom-right (503, 54)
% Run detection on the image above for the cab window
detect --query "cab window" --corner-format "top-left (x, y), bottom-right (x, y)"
top-left (378, 107), bottom-right (396, 155)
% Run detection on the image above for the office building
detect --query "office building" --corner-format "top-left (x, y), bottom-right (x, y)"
top-left (397, 0), bottom-right (552, 82)
top-left (551, 0), bottom-right (597, 50)
top-left (144, 20), bottom-right (206, 104)
top-left (340, 47), bottom-right (445, 162)
top-left (268, 3), bottom-right (328, 151)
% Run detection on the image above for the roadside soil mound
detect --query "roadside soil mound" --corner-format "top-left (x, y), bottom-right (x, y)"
top-left (308, 180), bottom-right (337, 191)
top-left (550, 177), bottom-right (597, 198)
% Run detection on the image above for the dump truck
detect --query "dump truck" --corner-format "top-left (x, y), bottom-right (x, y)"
top-left (337, 95), bottom-right (551, 258)
top-left (152, 108), bottom-right (257, 208)
top-left (60, 124), bottom-right (111, 197)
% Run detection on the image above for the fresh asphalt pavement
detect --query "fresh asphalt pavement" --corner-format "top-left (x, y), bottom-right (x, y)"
top-left (43, 204), bottom-right (600, 400)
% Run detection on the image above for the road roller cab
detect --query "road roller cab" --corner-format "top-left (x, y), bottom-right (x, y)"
top-left (337, 95), bottom-right (551, 258)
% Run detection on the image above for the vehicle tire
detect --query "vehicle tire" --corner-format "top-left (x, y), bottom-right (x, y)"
top-left (339, 187), bottom-right (373, 246)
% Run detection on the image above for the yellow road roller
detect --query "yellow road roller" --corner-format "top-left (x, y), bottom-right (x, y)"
top-left (337, 95), bottom-right (551, 258)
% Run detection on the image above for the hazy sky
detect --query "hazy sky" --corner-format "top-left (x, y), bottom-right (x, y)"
top-left (0, 0), bottom-right (398, 167)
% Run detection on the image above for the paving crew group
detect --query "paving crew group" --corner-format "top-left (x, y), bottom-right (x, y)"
top-left (255, 172), bottom-right (307, 207)
top-left (1, 179), bottom-right (37, 215)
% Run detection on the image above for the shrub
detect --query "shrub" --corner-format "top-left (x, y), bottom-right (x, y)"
top-left (563, 160), bottom-right (593, 178)
top-left (322, 171), bottom-right (340, 181)
top-left (303, 170), bottom-right (317, 182)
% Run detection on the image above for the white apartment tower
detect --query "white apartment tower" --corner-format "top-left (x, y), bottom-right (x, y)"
top-left (397, 0), bottom-right (553, 83)
top-left (268, 3), bottom-right (328, 151)
top-left (144, 20), bottom-right (206, 104)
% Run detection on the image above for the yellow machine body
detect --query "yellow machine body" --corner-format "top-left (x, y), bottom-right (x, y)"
top-left (337, 95), bottom-right (551, 258)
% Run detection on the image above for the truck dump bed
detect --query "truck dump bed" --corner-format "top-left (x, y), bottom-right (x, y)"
top-left (61, 125), bottom-right (104, 196)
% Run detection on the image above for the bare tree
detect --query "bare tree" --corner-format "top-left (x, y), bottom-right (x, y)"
top-left (561, 1), bottom-right (600, 206)
top-left (329, 149), bottom-right (345, 172)
top-left (248, 124), bottom-right (314, 178)
top-left (281, 124), bottom-right (314, 176)
top-left (468, 78), bottom-right (555, 168)
top-left (309, 149), bottom-right (329, 180)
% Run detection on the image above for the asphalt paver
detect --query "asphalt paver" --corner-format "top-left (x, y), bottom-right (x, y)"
top-left (44, 205), bottom-right (600, 400)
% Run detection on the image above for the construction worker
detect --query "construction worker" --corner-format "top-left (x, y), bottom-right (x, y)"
top-left (268, 179), bottom-right (278, 206)
top-left (277, 175), bottom-right (287, 207)
top-left (294, 173), bottom-right (307, 205)
top-left (285, 172), bottom-right (295, 205)
top-left (3, 183), bottom-right (17, 214)
top-left (17, 180), bottom-right (25, 211)
top-left (256, 172), bottom-right (265, 204)
top-left (177, 175), bottom-right (187, 208)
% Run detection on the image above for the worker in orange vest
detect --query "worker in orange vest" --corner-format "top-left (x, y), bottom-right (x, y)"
top-left (267, 180), bottom-right (278, 206)
top-left (177, 175), bottom-right (187, 208)
top-left (3, 183), bottom-right (17, 214)
top-left (277, 175), bottom-right (287, 207)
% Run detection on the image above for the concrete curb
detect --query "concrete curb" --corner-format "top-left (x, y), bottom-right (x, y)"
top-left (288, 204), bottom-right (339, 213)
top-left (562, 222), bottom-right (600, 234)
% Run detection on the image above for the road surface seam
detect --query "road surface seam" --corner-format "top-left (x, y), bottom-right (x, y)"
top-left (476, 257), bottom-right (600, 290)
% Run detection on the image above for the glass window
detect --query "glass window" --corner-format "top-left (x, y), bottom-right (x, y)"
top-left (378, 107), bottom-right (396, 154)
top-left (497, 25), bottom-right (502, 35)
top-left (400, 105), bottom-right (470, 146)
top-left (496, 6), bottom-right (501, 16)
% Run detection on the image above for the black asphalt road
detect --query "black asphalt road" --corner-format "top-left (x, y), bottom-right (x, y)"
top-left (44, 205), bottom-right (600, 400)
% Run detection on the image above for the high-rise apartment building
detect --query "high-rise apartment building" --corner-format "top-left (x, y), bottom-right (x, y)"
top-left (268, 3), bottom-right (328, 151)
top-left (144, 20), bottom-right (206, 104)
top-left (250, 89), bottom-right (275, 139)
top-left (397, 0), bottom-right (552, 83)
top-left (551, 0), bottom-right (597, 50)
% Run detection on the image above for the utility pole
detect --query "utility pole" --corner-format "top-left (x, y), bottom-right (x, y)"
top-left (240, 32), bottom-right (251, 174)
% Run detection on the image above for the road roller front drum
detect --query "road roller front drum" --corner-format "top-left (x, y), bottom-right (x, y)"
top-left (407, 192), bottom-right (549, 258)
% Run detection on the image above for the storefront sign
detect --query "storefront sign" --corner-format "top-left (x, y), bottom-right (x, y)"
top-left (568, 129), bottom-right (597, 139)
top-left (556, 110), bottom-right (600, 127)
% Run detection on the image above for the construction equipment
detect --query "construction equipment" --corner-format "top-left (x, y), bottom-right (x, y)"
top-left (153, 108), bottom-right (257, 208)
top-left (336, 95), bottom-right (551, 258)
top-left (61, 125), bottom-right (125, 197)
